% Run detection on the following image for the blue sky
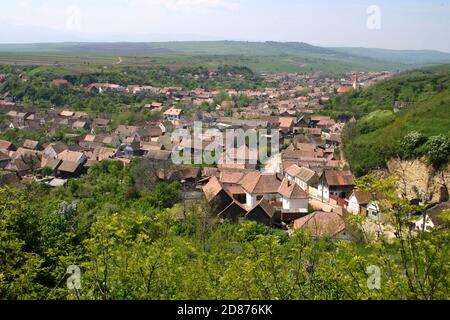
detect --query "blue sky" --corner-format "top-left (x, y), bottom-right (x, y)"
top-left (0, 0), bottom-right (449, 51)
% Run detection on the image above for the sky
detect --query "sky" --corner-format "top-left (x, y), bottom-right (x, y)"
top-left (0, 0), bottom-right (449, 52)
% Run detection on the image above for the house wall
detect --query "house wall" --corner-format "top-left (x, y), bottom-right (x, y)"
top-left (166, 115), bottom-right (180, 121)
top-left (294, 178), bottom-right (308, 191)
top-left (44, 148), bottom-right (58, 159)
top-left (414, 215), bottom-right (435, 232)
top-left (246, 192), bottom-right (279, 208)
top-left (282, 197), bottom-right (309, 211)
top-left (367, 201), bottom-right (381, 221)
top-left (347, 194), bottom-right (360, 214)
top-left (246, 192), bottom-right (257, 207)
top-left (318, 182), bottom-right (329, 201)
top-left (329, 186), bottom-right (354, 199)
top-left (309, 186), bottom-right (319, 198)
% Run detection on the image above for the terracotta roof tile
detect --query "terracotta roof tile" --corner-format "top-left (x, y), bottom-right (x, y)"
top-left (278, 178), bottom-right (308, 199)
top-left (203, 176), bottom-right (225, 202)
top-left (294, 211), bottom-right (347, 238)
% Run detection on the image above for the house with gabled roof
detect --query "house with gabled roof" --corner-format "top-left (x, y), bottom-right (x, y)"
top-left (284, 164), bottom-right (320, 194)
top-left (40, 156), bottom-right (62, 175)
top-left (246, 199), bottom-right (277, 227)
top-left (218, 200), bottom-right (248, 222)
top-left (121, 135), bottom-right (140, 157)
top-left (279, 117), bottom-right (296, 135)
top-left (115, 125), bottom-right (139, 139)
top-left (278, 178), bottom-right (309, 214)
top-left (164, 107), bottom-right (183, 121)
top-left (0, 140), bottom-right (17, 155)
top-left (318, 170), bottom-right (355, 203)
top-left (293, 211), bottom-right (354, 241)
top-left (43, 142), bottom-right (68, 159)
top-left (60, 110), bottom-right (75, 117)
top-left (56, 160), bottom-right (86, 178)
top-left (72, 120), bottom-right (90, 131)
top-left (240, 172), bottom-right (283, 208)
top-left (347, 191), bottom-right (384, 220)
top-left (145, 149), bottom-right (173, 162)
top-left (5, 155), bottom-right (40, 177)
top-left (86, 147), bottom-right (118, 161)
top-left (57, 150), bottom-right (86, 165)
top-left (22, 139), bottom-right (41, 151)
top-left (136, 126), bottom-right (163, 142)
top-left (202, 176), bottom-right (234, 212)
top-left (93, 118), bottom-right (110, 129)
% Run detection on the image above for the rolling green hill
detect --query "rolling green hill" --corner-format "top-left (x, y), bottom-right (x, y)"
top-left (329, 65), bottom-right (450, 176)
top-left (332, 47), bottom-right (450, 65)
top-left (2, 41), bottom-right (450, 73)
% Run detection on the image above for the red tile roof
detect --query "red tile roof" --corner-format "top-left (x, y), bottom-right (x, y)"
top-left (294, 211), bottom-right (347, 238)
top-left (240, 173), bottom-right (282, 194)
top-left (278, 179), bottom-right (308, 199)
top-left (324, 170), bottom-right (355, 187)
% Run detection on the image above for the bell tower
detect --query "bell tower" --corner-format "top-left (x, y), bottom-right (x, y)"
top-left (352, 73), bottom-right (360, 90)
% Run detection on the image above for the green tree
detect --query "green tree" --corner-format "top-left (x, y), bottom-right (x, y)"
top-left (423, 135), bottom-right (450, 169)
top-left (0, 187), bottom-right (44, 299)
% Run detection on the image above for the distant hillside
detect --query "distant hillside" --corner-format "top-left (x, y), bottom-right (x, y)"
top-left (332, 47), bottom-right (450, 66)
top-left (327, 65), bottom-right (450, 176)
top-left (2, 41), bottom-right (450, 73)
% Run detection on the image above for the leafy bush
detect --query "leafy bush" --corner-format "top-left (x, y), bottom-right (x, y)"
top-left (423, 135), bottom-right (450, 169)
top-left (399, 131), bottom-right (428, 159)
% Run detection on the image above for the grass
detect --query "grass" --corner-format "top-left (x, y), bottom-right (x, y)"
top-left (344, 90), bottom-right (450, 176)
top-left (0, 51), bottom-right (405, 74)
top-left (327, 65), bottom-right (450, 175)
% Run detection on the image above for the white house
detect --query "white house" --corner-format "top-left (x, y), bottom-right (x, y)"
top-left (278, 178), bottom-right (309, 213)
top-left (413, 201), bottom-right (450, 232)
top-left (43, 142), bottom-right (69, 159)
top-left (318, 170), bottom-right (355, 202)
top-left (240, 173), bottom-right (282, 208)
top-left (347, 191), bottom-right (382, 221)
top-left (413, 214), bottom-right (435, 232)
top-left (164, 107), bottom-right (183, 122)
top-left (285, 164), bottom-right (319, 194)
top-left (240, 172), bottom-right (310, 214)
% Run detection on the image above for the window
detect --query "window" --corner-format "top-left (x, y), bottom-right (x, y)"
top-left (369, 210), bottom-right (380, 220)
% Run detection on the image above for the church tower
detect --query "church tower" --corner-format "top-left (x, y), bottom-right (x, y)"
top-left (352, 73), bottom-right (360, 90)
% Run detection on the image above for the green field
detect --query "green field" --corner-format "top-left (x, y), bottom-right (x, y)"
top-left (4, 41), bottom-right (448, 73)
top-left (0, 51), bottom-right (401, 74)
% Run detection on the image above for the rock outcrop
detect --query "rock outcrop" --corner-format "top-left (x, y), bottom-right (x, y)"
top-left (387, 158), bottom-right (450, 203)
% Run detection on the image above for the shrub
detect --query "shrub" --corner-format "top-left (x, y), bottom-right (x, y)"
top-left (423, 135), bottom-right (450, 169)
top-left (399, 131), bottom-right (428, 159)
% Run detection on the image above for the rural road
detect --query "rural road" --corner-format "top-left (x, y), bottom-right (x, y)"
top-left (116, 57), bottom-right (123, 64)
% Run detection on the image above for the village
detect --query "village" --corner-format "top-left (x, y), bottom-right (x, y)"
top-left (2, 68), bottom-right (439, 240)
